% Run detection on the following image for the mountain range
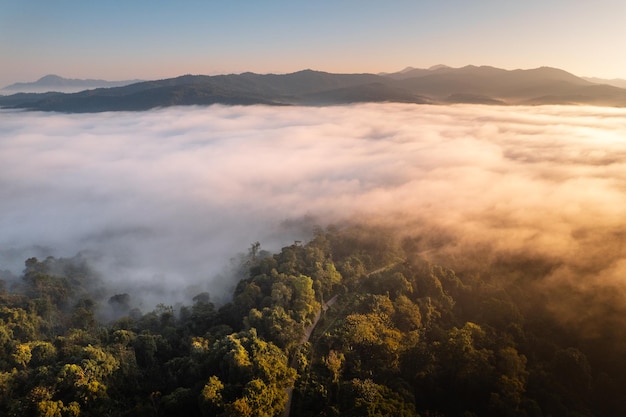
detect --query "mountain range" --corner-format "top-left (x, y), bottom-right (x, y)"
top-left (2, 65), bottom-right (626, 112)
top-left (1, 74), bottom-right (143, 94)
top-left (582, 76), bottom-right (626, 89)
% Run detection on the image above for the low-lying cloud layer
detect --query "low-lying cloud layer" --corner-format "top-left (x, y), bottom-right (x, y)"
top-left (2, 103), bottom-right (626, 312)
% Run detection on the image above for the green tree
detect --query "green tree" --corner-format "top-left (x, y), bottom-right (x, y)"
top-left (200, 375), bottom-right (224, 416)
top-left (340, 378), bottom-right (417, 417)
top-left (205, 330), bottom-right (296, 416)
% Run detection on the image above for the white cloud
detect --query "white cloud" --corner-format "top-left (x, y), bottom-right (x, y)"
top-left (2, 103), bottom-right (626, 309)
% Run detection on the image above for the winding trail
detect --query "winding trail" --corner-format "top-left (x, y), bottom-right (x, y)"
top-left (301, 295), bottom-right (339, 344)
top-left (282, 260), bottom-right (405, 416)
top-left (283, 294), bottom-right (339, 417)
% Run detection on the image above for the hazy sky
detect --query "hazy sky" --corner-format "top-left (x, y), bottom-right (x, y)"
top-left (1, 0), bottom-right (625, 87)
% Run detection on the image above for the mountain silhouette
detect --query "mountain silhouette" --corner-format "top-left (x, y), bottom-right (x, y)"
top-left (2, 66), bottom-right (626, 112)
top-left (582, 76), bottom-right (626, 89)
top-left (1, 74), bottom-right (144, 93)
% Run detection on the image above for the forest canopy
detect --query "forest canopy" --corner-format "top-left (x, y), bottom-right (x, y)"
top-left (1, 224), bottom-right (625, 417)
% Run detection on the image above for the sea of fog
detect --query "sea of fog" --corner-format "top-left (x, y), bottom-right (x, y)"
top-left (2, 103), bottom-right (626, 307)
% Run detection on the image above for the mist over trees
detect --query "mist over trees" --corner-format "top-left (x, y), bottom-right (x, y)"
top-left (3, 103), bottom-right (626, 312)
top-left (1, 225), bottom-right (625, 417)
top-left (2, 104), bottom-right (626, 416)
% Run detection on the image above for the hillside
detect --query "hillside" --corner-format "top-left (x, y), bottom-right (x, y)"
top-left (2, 66), bottom-right (626, 112)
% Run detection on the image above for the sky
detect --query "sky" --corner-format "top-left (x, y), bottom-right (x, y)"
top-left (1, 0), bottom-right (626, 87)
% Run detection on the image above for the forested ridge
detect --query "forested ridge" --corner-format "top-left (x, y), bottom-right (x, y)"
top-left (4, 66), bottom-right (626, 112)
top-left (0, 225), bottom-right (624, 416)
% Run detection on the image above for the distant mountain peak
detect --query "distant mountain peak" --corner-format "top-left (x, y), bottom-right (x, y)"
top-left (2, 75), bottom-right (144, 93)
top-left (38, 74), bottom-right (64, 82)
top-left (428, 64), bottom-right (450, 71)
top-left (582, 76), bottom-right (626, 89)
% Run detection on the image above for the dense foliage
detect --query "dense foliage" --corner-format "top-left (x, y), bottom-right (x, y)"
top-left (0, 225), bottom-right (624, 416)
